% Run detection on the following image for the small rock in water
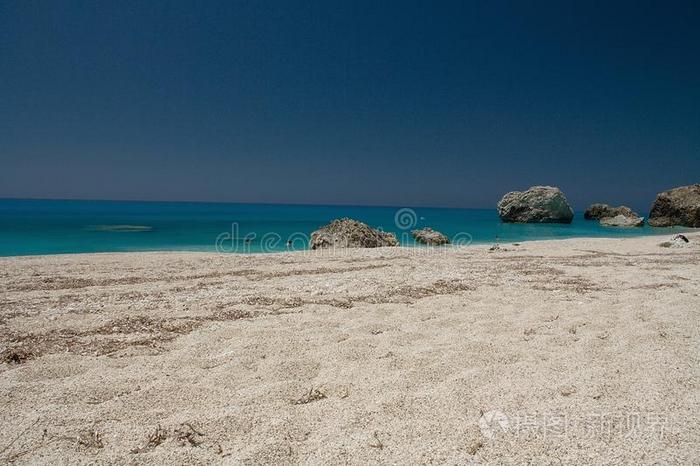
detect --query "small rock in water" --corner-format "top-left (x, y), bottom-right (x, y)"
top-left (599, 215), bottom-right (644, 227)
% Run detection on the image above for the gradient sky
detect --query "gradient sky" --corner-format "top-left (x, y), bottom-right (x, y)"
top-left (1, 0), bottom-right (698, 211)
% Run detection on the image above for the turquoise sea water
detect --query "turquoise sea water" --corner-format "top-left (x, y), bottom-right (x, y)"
top-left (0, 199), bottom-right (687, 256)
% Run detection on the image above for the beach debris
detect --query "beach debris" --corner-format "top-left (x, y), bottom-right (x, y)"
top-left (411, 227), bottom-right (450, 245)
top-left (467, 439), bottom-right (484, 455)
top-left (309, 218), bottom-right (398, 249)
top-left (293, 387), bottom-right (326, 405)
top-left (497, 186), bottom-right (574, 223)
top-left (368, 431), bottom-right (384, 449)
top-left (648, 184), bottom-right (700, 227)
top-left (559, 385), bottom-right (577, 397)
top-left (215, 443), bottom-right (232, 457)
top-left (75, 427), bottom-right (104, 449)
top-left (1, 347), bottom-right (34, 365)
top-left (132, 423), bottom-right (204, 452)
top-left (488, 244), bottom-right (501, 252)
top-left (132, 424), bottom-right (168, 453)
top-left (660, 234), bottom-right (692, 248)
top-left (599, 214), bottom-right (644, 227)
top-left (147, 425), bottom-right (168, 449)
top-left (175, 423), bottom-right (205, 447)
top-left (584, 203), bottom-right (638, 220)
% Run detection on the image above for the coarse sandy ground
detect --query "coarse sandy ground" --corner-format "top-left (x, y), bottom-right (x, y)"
top-left (0, 234), bottom-right (699, 465)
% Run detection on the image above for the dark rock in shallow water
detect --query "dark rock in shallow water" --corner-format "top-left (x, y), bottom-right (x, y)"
top-left (497, 186), bottom-right (574, 224)
top-left (584, 204), bottom-right (638, 220)
top-left (648, 184), bottom-right (700, 227)
top-left (309, 218), bottom-right (398, 249)
top-left (411, 228), bottom-right (449, 245)
top-left (599, 214), bottom-right (644, 227)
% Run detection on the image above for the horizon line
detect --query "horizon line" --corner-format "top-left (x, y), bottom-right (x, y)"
top-left (0, 196), bottom-right (498, 212)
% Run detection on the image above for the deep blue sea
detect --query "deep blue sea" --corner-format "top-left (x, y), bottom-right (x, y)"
top-left (0, 199), bottom-right (685, 256)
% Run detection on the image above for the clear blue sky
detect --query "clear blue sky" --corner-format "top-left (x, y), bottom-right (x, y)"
top-left (1, 0), bottom-right (698, 211)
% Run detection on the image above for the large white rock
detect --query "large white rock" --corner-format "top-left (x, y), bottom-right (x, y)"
top-left (497, 186), bottom-right (574, 224)
top-left (648, 184), bottom-right (700, 227)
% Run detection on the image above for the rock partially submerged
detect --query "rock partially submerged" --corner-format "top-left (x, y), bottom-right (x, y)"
top-left (600, 215), bottom-right (644, 227)
top-left (309, 218), bottom-right (398, 250)
top-left (584, 204), bottom-right (638, 220)
top-left (497, 186), bottom-right (574, 223)
top-left (411, 227), bottom-right (449, 245)
top-left (648, 184), bottom-right (700, 227)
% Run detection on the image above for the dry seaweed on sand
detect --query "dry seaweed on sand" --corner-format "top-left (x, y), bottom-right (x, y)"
top-left (368, 431), bottom-right (384, 449)
top-left (131, 424), bottom-right (168, 453)
top-left (0, 347), bottom-right (34, 364)
top-left (175, 423), bottom-right (205, 447)
top-left (292, 387), bottom-right (326, 405)
top-left (67, 426), bottom-right (104, 450)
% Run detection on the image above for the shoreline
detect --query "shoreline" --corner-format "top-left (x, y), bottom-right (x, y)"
top-left (0, 227), bottom-right (695, 260)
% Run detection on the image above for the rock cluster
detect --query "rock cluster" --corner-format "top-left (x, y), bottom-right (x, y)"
top-left (599, 215), bottom-right (644, 227)
top-left (584, 204), bottom-right (638, 220)
top-left (411, 228), bottom-right (450, 245)
top-left (309, 218), bottom-right (398, 250)
top-left (308, 184), bottom-right (700, 250)
top-left (648, 184), bottom-right (700, 227)
top-left (497, 186), bottom-right (574, 223)
top-left (584, 203), bottom-right (644, 227)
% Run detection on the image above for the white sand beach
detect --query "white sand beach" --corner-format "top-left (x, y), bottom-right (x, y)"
top-left (1, 234), bottom-right (699, 464)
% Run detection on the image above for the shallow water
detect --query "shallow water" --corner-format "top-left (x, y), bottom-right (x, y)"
top-left (0, 199), bottom-right (688, 256)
